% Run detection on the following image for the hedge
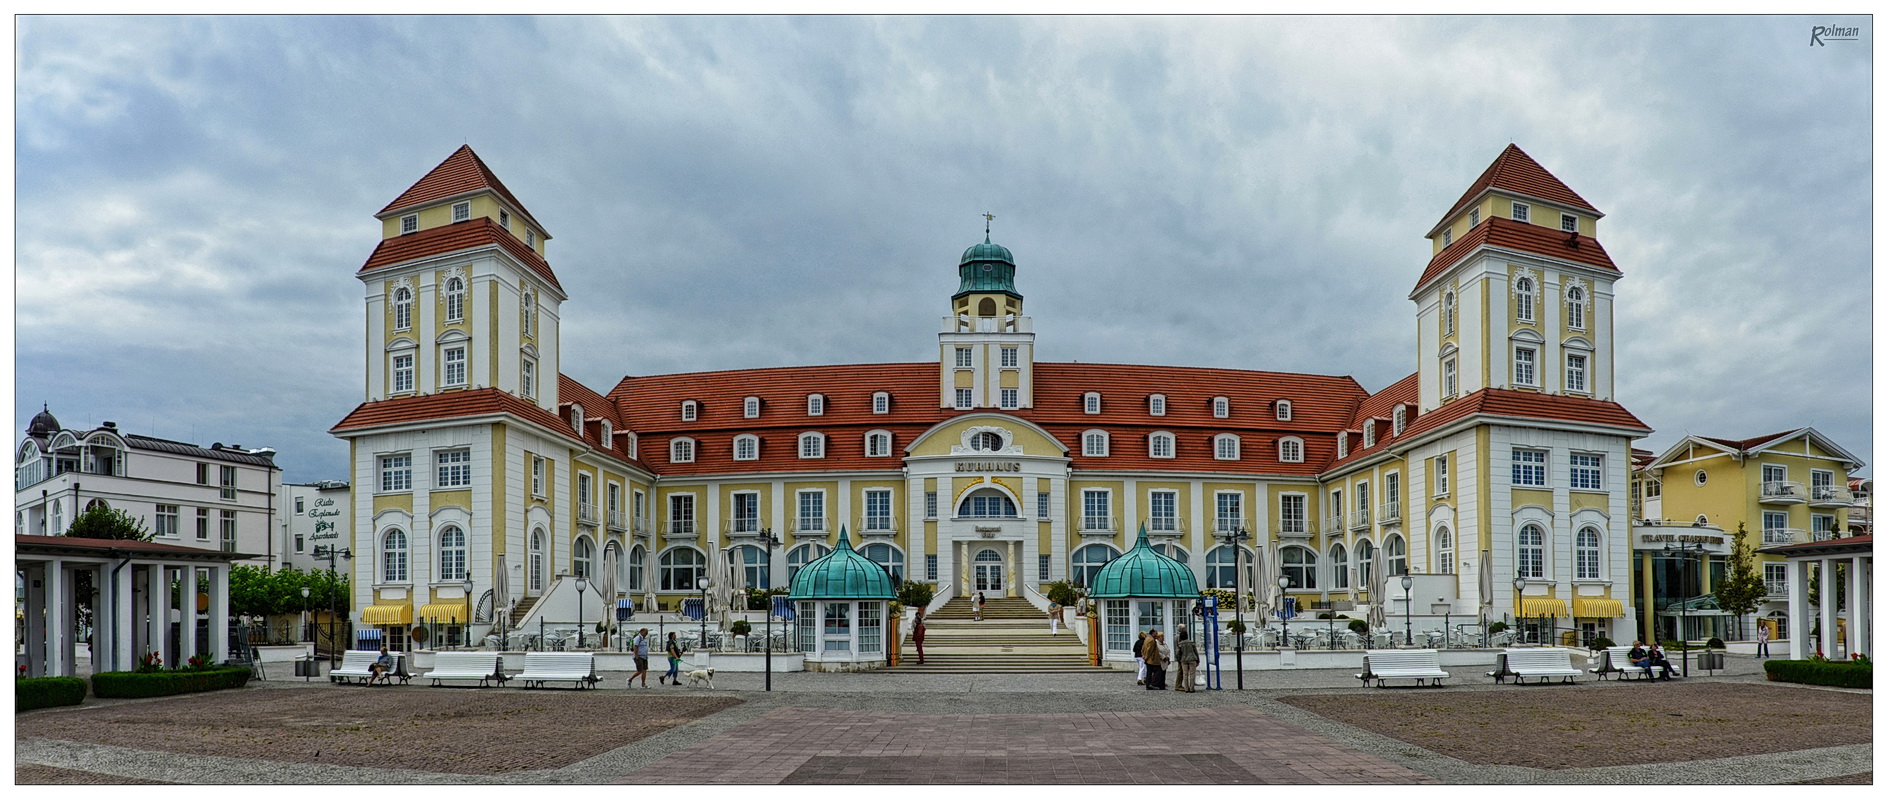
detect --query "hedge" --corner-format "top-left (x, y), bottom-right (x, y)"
top-left (17, 677), bottom-right (88, 711)
top-left (1762, 659), bottom-right (1872, 689)
top-left (91, 667), bottom-right (253, 698)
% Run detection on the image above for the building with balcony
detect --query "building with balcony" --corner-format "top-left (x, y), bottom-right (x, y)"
top-left (1631, 428), bottom-right (1866, 643)
top-left (15, 407), bottom-right (281, 564)
top-left (331, 144), bottom-right (1649, 645)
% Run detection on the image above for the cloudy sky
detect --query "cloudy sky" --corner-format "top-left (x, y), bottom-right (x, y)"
top-left (13, 15), bottom-right (1873, 484)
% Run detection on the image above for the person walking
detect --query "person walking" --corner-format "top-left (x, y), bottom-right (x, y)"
top-left (1133, 631), bottom-right (1148, 685)
top-left (1174, 628), bottom-right (1199, 692)
top-left (660, 631), bottom-right (683, 685)
top-left (1048, 600), bottom-right (1062, 635)
top-left (628, 627), bottom-right (651, 688)
top-left (1143, 629), bottom-right (1168, 690)
top-left (1756, 623), bottom-right (1771, 658)
top-left (913, 608), bottom-right (927, 665)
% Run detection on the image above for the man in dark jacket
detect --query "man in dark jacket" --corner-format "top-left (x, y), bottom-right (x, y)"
top-left (1174, 628), bottom-right (1200, 692)
top-left (1143, 629), bottom-right (1168, 690)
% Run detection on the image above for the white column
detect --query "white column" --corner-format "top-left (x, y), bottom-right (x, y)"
top-left (209, 564), bottom-right (230, 665)
top-left (45, 559), bottom-right (67, 676)
top-left (113, 561), bottom-right (135, 672)
top-left (178, 567), bottom-right (198, 666)
top-left (25, 563), bottom-right (47, 677)
top-left (1787, 559), bottom-right (1812, 660)
top-left (1818, 558), bottom-right (1839, 657)
top-left (1844, 555), bottom-right (1867, 658)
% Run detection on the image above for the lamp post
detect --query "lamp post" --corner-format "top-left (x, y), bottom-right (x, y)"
top-left (1401, 572), bottom-right (1415, 648)
top-left (697, 576), bottom-right (710, 653)
top-left (462, 576), bottom-right (475, 648)
top-left (312, 545), bottom-right (351, 669)
top-left (1513, 576), bottom-right (1529, 645)
top-left (1277, 574), bottom-right (1292, 654)
top-left (300, 586), bottom-right (311, 644)
top-left (1215, 527), bottom-right (1251, 689)
top-left (761, 527), bottom-right (779, 692)
top-left (1663, 542), bottom-right (1704, 677)
top-left (574, 575), bottom-right (589, 650)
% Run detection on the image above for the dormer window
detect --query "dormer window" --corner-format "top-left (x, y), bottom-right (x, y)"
top-left (1511, 202), bottom-right (1530, 223)
top-left (807, 394), bottom-right (825, 416)
top-left (733, 434), bottom-right (760, 461)
top-left (798, 432), bottom-right (826, 459)
top-left (1441, 228), bottom-right (1452, 246)
top-left (670, 438), bottom-right (695, 464)
top-left (1392, 405), bottom-right (1406, 436)
top-left (499, 210), bottom-right (510, 230)
top-left (401, 214), bottom-right (417, 234)
top-left (1362, 420), bottom-right (1376, 449)
top-left (865, 431), bottom-right (893, 457)
top-left (680, 400), bottom-right (698, 422)
top-left (1083, 392), bottom-right (1101, 414)
top-left (872, 392), bottom-right (890, 414)
top-left (1149, 432), bottom-right (1175, 459)
top-left (1148, 395), bottom-right (1166, 416)
top-left (1274, 400), bottom-right (1291, 421)
top-left (1213, 434), bottom-right (1240, 461)
top-left (570, 404), bottom-right (584, 433)
top-left (452, 202), bottom-right (470, 223)
top-left (1212, 397), bottom-right (1230, 418)
top-left (1561, 213), bottom-right (1578, 232)
top-left (1337, 431), bottom-right (1349, 459)
top-left (743, 397), bottom-right (761, 419)
top-left (599, 420), bottom-right (612, 445)
top-left (1278, 437), bottom-right (1304, 463)
top-left (526, 230), bottom-right (535, 248)
top-left (1469, 208), bottom-right (1480, 226)
top-left (1082, 430), bottom-right (1109, 457)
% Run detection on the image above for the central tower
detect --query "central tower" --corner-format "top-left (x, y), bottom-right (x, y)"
top-left (939, 234), bottom-right (1035, 411)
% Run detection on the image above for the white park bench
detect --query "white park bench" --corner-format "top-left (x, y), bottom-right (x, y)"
top-left (1487, 647), bottom-right (1582, 684)
top-left (515, 651), bottom-right (600, 689)
top-left (422, 651), bottom-right (510, 687)
top-left (1589, 646), bottom-right (1654, 681)
top-left (1355, 649), bottom-right (1451, 687)
top-left (330, 650), bottom-right (410, 685)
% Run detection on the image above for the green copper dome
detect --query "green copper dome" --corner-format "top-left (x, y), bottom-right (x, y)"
top-left (1088, 526), bottom-right (1200, 599)
top-left (955, 237), bottom-right (1020, 298)
top-left (787, 528), bottom-right (898, 600)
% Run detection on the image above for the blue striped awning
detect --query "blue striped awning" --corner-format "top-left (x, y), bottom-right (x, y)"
top-left (616, 599), bottom-right (635, 621)
top-left (681, 598), bottom-right (705, 621)
top-left (772, 596), bottom-right (795, 620)
top-left (355, 629), bottom-right (383, 649)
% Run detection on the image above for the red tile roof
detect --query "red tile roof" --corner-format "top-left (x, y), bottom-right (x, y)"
top-left (1321, 374), bottom-right (1420, 470)
top-left (1412, 216), bottom-right (1619, 296)
top-left (1396, 388), bottom-right (1650, 445)
top-left (331, 387), bottom-right (577, 441)
top-left (359, 217), bottom-right (563, 293)
top-left (16, 534), bottom-right (252, 560)
top-left (1699, 429), bottom-right (1803, 452)
top-left (558, 373), bottom-right (642, 464)
top-left (378, 145), bottom-right (546, 234)
top-left (1430, 144), bottom-right (1600, 236)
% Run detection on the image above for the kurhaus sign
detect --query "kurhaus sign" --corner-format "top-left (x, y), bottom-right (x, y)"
top-left (956, 461), bottom-right (1022, 472)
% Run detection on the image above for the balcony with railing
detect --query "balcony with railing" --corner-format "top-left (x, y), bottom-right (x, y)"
top-left (1275, 517), bottom-right (1311, 539)
top-left (1809, 486), bottom-right (1854, 507)
top-left (577, 502), bottom-right (599, 525)
top-left (1761, 527), bottom-right (1805, 546)
top-left (1210, 519), bottom-right (1250, 539)
top-left (857, 514), bottom-right (899, 538)
top-left (1765, 580), bottom-right (1789, 598)
top-left (632, 516), bottom-right (651, 538)
top-left (1812, 527), bottom-right (1843, 542)
top-left (1377, 501), bottom-right (1401, 524)
top-left (1759, 481), bottom-right (1806, 505)
top-left (1323, 514), bottom-right (1344, 535)
top-left (662, 520), bottom-right (697, 540)
top-left (607, 509), bottom-right (627, 532)
top-left (791, 516), bottom-right (831, 538)
top-left (1849, 506), bottom-right (1873, 524)
top-left (1080, 515), bottom-right (1117, 536)
top-left (1349, 508), bottom-right (1372, 530)
top-left (1144, 516), bottom-right (1185, 539)
top-left (724, 518), bottom-right (768, 538)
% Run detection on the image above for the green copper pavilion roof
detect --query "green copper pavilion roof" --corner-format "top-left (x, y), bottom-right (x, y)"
top-left (787, 528), bottom-right (897, 600)
top-left (955, 237), bottom-right (1020, 299)
top-left (1088, 526), bottom-right (1200, 599)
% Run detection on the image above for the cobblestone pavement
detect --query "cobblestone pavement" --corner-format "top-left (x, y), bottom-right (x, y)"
top-left (14, 654), bottom-right (1873, 785)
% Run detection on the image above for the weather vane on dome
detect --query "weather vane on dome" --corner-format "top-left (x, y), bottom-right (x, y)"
top-left (983, 212), bottom-right (995, 242)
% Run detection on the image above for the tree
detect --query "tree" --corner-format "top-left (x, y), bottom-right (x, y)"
top-left (1714, 523), bottom-right (1767, 640)
top-left (63, 504), bottom-right (152, 541)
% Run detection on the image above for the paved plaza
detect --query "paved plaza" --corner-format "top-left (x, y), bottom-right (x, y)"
top-left (14, 654), bottom-right (1873, 785)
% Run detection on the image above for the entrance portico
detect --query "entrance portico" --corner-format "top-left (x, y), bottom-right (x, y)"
top-left (905, 414), bottom-right (1071, 600)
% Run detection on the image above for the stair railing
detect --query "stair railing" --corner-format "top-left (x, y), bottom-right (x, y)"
top-left (923, 583), bottom-right (953, 618)
top-left (1018, 580), bottom-right (1053, 614)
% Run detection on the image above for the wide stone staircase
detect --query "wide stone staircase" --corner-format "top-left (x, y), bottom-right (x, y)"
top-left (881, 596), bottom-right (1113, 674)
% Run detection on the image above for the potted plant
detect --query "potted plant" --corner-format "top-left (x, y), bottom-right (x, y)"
top-left (1226, 620), bottom-right (1246, 635)
top-left (1348, 619), bottom-right (1370, 635)
top-left (730, 620), bottom-right (753, 638)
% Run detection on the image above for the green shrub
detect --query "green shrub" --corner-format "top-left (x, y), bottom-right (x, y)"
top-left (17, 677), bottom-right (87, 711)
top-left (897, 581), bottom-right (935, 609)
top-left (92, 667), bottom-right (252, 698)
top-left (1589, 636), bottom-right (1616, 652)
top-left (1044, 580), bottom-right (1079, 606)
top-left (1763, 659), bottom-right (1872, 689)
top-left (1348, 619), bottom-right (1369, 634)
top-left (729, 620), bottom-right (753, 637)
top-left (1705, 637), bottom-right (1726, 650)
top-left (1487, 621), bottom-right (1508, 634)
top-left (1226, 620), bottom-right (1246, 634)
top-left (1317, 612), bottom-right (1335, 620)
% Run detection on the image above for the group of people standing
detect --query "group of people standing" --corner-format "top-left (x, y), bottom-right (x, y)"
top-left (1132, 628), bottom-right (1200, 692)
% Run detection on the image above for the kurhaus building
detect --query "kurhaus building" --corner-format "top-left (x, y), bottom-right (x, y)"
top-left (331, 144), bottom-right (1651, 646)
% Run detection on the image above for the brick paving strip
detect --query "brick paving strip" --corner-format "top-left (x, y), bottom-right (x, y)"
top-left (620, 705), bottom-right (1440, 784)
top-left (16, 764), bottom-right (174, 784)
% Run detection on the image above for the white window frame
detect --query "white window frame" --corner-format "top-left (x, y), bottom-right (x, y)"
top-left (1575, 526), bottom-right (1602, 580)
top-left (520, 357), bottom-right (535, 399)
top-left (1512, 202), bottom-right (1530, 223)
top-left (521, 288), bottom-right (535, 337)
top-left (526, 229), bottom-right (534, 248)
top-left (1513, 346), bottom-right (1536, 387)
top-left (798, 432), bottom-right (826, 459)
top-left (1392, 405), bottom-right (1406, 435)
top-left (865, 430), bottom-right (893, 458)
top-left (999, 388), bottom-right (1019, 410)
top-left (1363, 420), bottom-right (1376, 449)
top-left (1148, 394), bottom-right (1166, 416)
top-left (955, 388), bottom-right (973, 410)
top-left (797, 490), bottom-right (827, 532)
top-left (393, 286), bottom-right (413, 331)
top-left (1434, 525), bottom-right (1455, 575)
top-left (499, 210), bottom-right (509, 230)
top-left (1083, 392), bottom-right (1102, 414)
top-left (1512, 448), bottom-right (1548, 487)
top-left (1000, 346), bottom-right (1018, 368)
top-left (1081, 489), bottom-right (1112, 531)
top-left (1570, 453), bottom-right (1602, 491)
top-left (1148, 490), bottom-right (1178, 532)
top-left (1469, 208), bottom-right (1480, 226)
top-left (381, 528), bottom-right (409, 583)
top-left (670, 438), bottom-right (696, 464)
top-left (400, 214), bottom-right (417, 234)
top-left (1278, 437), bottom-right (1304, 463)
top-left (530, 455), bottom-right (545, 497)
top-left (1435, 454), bottom-right (1450, 496)
top-left (1566, 285), bottom-right (1587, 330)
top-left (392, 353), bottom-right (414, 394)
top-left (444, 276), bottom-right (465, 322)
top-left (1082, 429), bottom-right (1109, 457)
top-left (452, 201), bottom-right (470, 222)
top-left (1515, 277), bottom-right (1536, 322)
top-left (155, 504), bottom-right (179, 538)
top-left (1148, 432), bottom-right (1175, 459)
top-left (1278, 493), bottom-right (1307, 535)
top-left (1443, 291), bottom-right (1456, 335)
top-left (1560, 213), bottom-right (1578, 233)
top-left (443, 345), bottom-right (468, 387)
top-left (1215, 397), bottom-right (1232, 418)
top-left (743, 396), bottom-right (761, 419)
top-left (955, 347), bottom-right (973, 368)
top-left (379, 453), bottom-right (412, 493)
top-left (733, 434), bottom-right (760, 461)
top-left (1565, 353), bottom-right (1588, 394)
top-left (669, 494), bottom-right (697, 536)
top-left (438, 525), bottom-right (467, 581)
top-left (807, 394), bottom-right (825, 416)
top-left (1213, 433), bottom-right (1240, 461)
top-left (680, 400), bottom-right (698, 422)
top-left (1214, 491), bottom-right (1243, 533)
top-left (435, 448), bottom-right (472, 488)
top-left (1517, 524), bottom-right (1545, 579)
top-left (1442, 357), bottom-right (1458, 399)
top-left (872, 392), bottom-right (890, 414)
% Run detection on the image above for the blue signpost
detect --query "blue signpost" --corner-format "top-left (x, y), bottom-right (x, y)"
top-left (1203, 594), bottom-right (1221, 690)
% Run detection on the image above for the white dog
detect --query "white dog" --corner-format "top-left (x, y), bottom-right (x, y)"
top-left (685, 668), bottom-right (715, 688)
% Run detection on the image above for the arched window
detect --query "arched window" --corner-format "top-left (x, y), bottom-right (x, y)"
top-left (969, 431), bottom-right (1004, 451)
top-left (393, 286), bottom-right (413, 331)
top-left (529, 528), bottom-right (546, 592)
top-left (1363, 420), bottom-right (1376, 449)
top-left (1205, 544), bottom-right (1246, 589)
top-left (1435, 526), bottom-right (1455, 575)
top-left (570, 403), bottom-right (585, 433)
top-left (573, 536), bottom-right (595, 580)
top-left (1518, 524), bottom-right (1546, 579)
top-left (660, 547), bottom-right (706, 591)
top-left (1393, 405), bottom-right (1407, 435)
top-left (1153, 543), bottom-right (1188, 565)
top-left (733, 434), bottom-right (759, 461)
top-left (1148, 394), bottom-right (1166, 416)
top-left (680, 400), bottom-right (697, 422)
top-left (444, 276), bottom-right (465, 322)
top-left (860, 543), bottom-right (904, 582)
top-left (1356, 539), bottom-right (1375, 590)
top-left (798, 432), bottom-right (826, 459)
top-left (1278, 437), bottom-right (1304, 463)
top-left (1385, 533), bottom-right (1408, 577)
top-left (865, 431), bottom-right (892, 457)
top-left (1071, 544), bottom-right (1117, 588)
top-left (1515, 276), bottom-right (1536, 322)
top-left (732, 544), bottom-right (768, 589)
top-left (1082, 430), bottom-right (1109, 457)
top-left (437, 525), bottom-right (466, 581)
top-left (1214, 397), bottom-right (1231, 418)
top-left (1148, 432), bottom-right (1175, 459)
top-left (627, 544), bottom-right (646, 592)
top-left (1273, 400), bottom-right (1290, 421)
top-left (1083, 392), bottom-right (1102, 414)
top-left (743, 397), bottom-right (761, 418)
top-left (382, 528), bottom-right (408, 583)
top-left (1213, 434), bottom-right (1240, 461)
top-left (807, 394), bottom-right (825, 416)
top-left (1281, 545), bottom-right (1318, 589)
top-left (521, 288), bottom-right (535, 337)
top-left (1329, 543), bottom-right (1351, 589)
top-left (958, 488), bottom-right (1018, 518)
top-left (670, 438), bottom-right (696, 463)
top-left (787, 543), bottom-right (831, 583)
top-left (872, 392), bottom-right (890, 414)
top-left (1443, 291), bottom-right (1457, 335)
top-left (1576, 526), bottom-right (1602, 580)
top-left (1566, 285), bottom-right (1586, 330)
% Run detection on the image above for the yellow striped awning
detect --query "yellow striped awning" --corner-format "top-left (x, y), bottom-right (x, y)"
top-left (1519, 598), bottom-right (1568, 618)
top-left (417, 602), bottom-right (468, 623)
top-left (361, 604), bottom-right (413, 625)
top-left (1573, 597), bottom-right (1625, 618)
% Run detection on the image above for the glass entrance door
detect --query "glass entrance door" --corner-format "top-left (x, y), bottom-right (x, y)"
top-left (973, 548), bottom-right (1004, 592)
